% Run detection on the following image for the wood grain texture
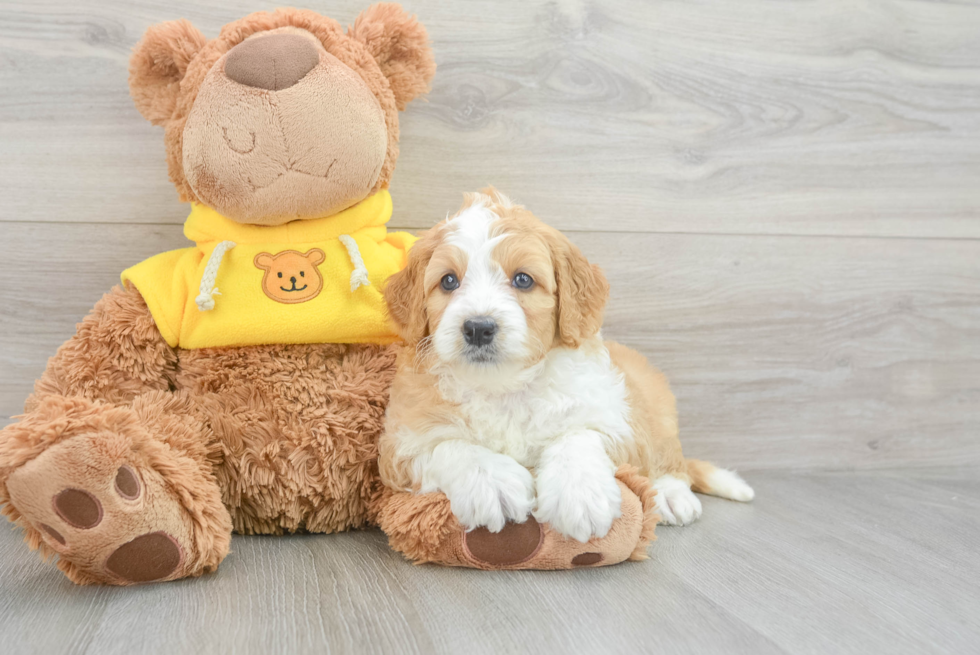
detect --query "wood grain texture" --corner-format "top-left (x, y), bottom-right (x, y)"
top-left (0, 470), bottom-right (977, 654)
top-left (0, 0), bottom-right (978, 236)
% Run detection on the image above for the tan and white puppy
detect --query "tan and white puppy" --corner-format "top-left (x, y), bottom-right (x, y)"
top-left (381, 189), bottom-right (753, 542)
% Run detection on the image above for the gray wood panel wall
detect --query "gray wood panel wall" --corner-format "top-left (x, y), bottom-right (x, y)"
top-left (1, 0), bottom-right (978, 472)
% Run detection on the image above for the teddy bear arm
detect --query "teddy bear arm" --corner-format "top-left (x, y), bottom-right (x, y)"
top-left (373, 465), bottom-right (659, 570)
top-left (26, 284), bottom-right (178, 412)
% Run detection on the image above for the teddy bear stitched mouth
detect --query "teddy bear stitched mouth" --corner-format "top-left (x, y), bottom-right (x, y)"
top-left (245, 157), bottom-right (339, 192)
top-left (222, 127), bottom-right (256, 154)
top-left (280, 283), bottom-right (308, 292)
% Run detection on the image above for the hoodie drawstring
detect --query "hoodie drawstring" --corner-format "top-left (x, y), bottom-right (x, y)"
top-left (196, 240), bottom-right (236, 311)
top-left (339, 235), bottom-right (370, 291)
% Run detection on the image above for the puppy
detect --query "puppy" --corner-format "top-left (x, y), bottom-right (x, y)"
top-left (380, 189), bottom-right (753, 542)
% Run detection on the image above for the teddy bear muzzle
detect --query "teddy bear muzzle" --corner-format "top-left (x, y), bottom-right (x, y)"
top-left (224, 32), bottom-right (320, 91)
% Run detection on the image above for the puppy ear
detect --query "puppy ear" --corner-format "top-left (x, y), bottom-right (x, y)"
top-left (476, 186), bottom-right (515, 209)
top-left (384, 229), bottom-right (439, 343)
top-left (129, 19), bottom-right (207, 125)
top-left (305, 248), bottom-right (326, 266)
top-left (349, 3), bottom-right (436, 110)
top-left (546, 228), bottom-right (609, 347)
top-left (254, 253), bottom-right (274, 270)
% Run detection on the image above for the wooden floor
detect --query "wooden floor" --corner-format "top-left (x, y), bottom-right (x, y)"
top-left (1, 0), bottom-right (978, 652)
top-left (1, 469), bottom-right (977, 654)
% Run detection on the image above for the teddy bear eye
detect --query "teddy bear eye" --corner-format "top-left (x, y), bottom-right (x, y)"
top-left (300, 271), bottom-right (305, 277)
top-left (277, 272), bottom-right (283, 278)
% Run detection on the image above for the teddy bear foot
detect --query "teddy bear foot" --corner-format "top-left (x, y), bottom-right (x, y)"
top-left (7, 435), bottom-right (194, 584)
top-left (1, 397), bottom-right (232, 585)
top-left (375, 465), bottom-right (660, 570)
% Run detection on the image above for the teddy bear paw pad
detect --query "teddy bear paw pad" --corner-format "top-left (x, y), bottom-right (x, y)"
top-left (114, 465), bottom-right (141, 500)
top-left (463, 517), bottom-right (544, 566)
top-left (571, 552), bottom-right (603, 566)
top-left (53, 488), bottom-right (104, 529)
top-left (105, 532), bottom-right (183, 583)
top-left (5, 435), bottom-right (195, 584)
top-left (39, 523), bottom-right (66, 545)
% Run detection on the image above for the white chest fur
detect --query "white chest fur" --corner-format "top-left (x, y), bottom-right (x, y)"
top-left (433, 339), bottom-right (633, 467)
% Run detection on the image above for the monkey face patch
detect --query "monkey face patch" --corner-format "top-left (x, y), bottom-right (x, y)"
top-left (254, 249), bottom-right (325, 304)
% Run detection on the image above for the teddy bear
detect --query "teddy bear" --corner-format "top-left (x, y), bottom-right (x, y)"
top-left (254, 249), bottom-right (329, 303)
top-left (0, 4), bottom-right (656, 585)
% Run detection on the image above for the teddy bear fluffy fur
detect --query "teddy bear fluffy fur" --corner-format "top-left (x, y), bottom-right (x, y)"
top-left (0, 5), bottom-right (432, 585)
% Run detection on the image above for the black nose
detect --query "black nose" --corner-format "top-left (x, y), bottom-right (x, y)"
top-left (290, 276), bottom-right (297, 284)
top-left (463, 318), bottom-right (497, 346)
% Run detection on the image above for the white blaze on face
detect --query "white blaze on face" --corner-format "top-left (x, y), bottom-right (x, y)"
top-left (432, 202), bottom-right (529, 367)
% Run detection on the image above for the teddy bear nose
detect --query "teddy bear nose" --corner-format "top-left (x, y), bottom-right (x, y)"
top-left (224, 33), bottom-right (320, 91)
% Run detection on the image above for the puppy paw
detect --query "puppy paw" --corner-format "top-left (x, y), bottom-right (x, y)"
top-left (441, 452), bottom-right (536, 533)
top-left (654, 474), bottom-right (703, 526)
top-left (534, 466), bottom-right (623, 543)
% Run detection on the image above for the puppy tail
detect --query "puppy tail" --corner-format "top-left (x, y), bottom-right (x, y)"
top-left (686, 459), bottom-right (755, 502)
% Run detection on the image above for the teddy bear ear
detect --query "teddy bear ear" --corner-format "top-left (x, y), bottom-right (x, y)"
top-left (129, 19), bottom-right (207, 126)
top-left (305, 249), bottom-right (326, 266)
top-left (254, 253), bottom-right (274, 270)
top-left (349, 3), bottom-right (436, 111)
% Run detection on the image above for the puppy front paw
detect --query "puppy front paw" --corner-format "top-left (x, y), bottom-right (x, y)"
top-left (442, 453), bottom-right (536, 533)
top-left (653, 474), bottom-right (703, 526)
top-left (534, 466), bottom-right (623, 543)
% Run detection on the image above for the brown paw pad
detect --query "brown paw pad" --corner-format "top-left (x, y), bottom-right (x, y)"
top-left (40, 523), bottom-right (66, 546)
top-left (464, 517), bottom-right (544, 566)
top-left (105, 532), bottom-right (183, 583)
top-left (572, 552), bottom-right (603, 567)
top-left (53, 489), bottom-right (103, 529)
top-left (114, 465), bottom-right (141, 500)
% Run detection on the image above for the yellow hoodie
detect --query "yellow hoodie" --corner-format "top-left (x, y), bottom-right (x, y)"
top-left (121, 190), bottom-right (414, 349)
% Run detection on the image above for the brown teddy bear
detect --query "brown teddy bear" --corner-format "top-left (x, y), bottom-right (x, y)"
top-left (0, 4), bottom-right (655, 585)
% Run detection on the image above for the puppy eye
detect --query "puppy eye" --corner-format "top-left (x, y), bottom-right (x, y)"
top-left (277, 272), bottom-right (283, 278)
top-left (513, 272), bottom-right (534, 290)
top-left (440, 273), bottom-right (460, 291)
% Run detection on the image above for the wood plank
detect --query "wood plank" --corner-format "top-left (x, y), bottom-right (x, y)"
top-left (654, 470), bottom-right (980, 654)
top-left (0, 470), bottom-right (976, 654)
top-left (1, 0), bottom-right (979, 237)
top-left (592, 230), bottom-right (980, 471)
top-left (2, 222), bottom-right (977, 470)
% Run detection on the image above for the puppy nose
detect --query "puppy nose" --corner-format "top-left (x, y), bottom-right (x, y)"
top-left (463, 318), bottom-right (497, 346)
top-left (224, 33), bottom-right (320, 91)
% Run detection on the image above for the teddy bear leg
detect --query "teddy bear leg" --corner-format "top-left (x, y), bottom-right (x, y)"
top-left (175, 343), bottom-right (399, 536)
top-left (374, 465), bottom-right (659, 570)
top-left (0, 393), bottom-right (231, 585)
top-left (26, 284), bottom-right (178, 410)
